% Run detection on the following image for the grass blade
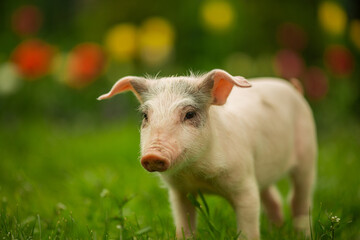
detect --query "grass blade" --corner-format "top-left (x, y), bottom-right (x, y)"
top-left (135, 226), bottom-right (152, 236)
top-left (37, 214), bottom-right (41, 240)
top-left (198, 191), bottom-right (210, 217)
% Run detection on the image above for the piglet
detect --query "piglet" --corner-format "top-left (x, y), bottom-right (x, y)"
top-left (98, 69), bottom-right (317, 240)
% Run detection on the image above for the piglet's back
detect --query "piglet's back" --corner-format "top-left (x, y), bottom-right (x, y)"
top-left (222, 78), bottom-right (315, 187)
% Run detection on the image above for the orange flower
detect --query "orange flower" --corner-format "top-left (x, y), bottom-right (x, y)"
top-left (11, 39), bottom-right (54, 79)
top-left (67, 43), bottom-right (106, 88)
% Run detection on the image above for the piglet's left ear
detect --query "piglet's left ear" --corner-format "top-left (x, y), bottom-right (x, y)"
top-left (200, 69), bottom-right (251, 105)
top-left (97, 76), bottom-right (148, 102)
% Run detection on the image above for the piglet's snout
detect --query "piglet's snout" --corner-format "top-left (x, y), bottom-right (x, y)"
top-left (141, 153), bottom-right (170, 172)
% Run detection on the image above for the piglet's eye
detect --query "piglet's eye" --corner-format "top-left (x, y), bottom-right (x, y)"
top-left (142, 112), bottom-right (148, 121)
top-left (184, 111), bottom-right (196, 120)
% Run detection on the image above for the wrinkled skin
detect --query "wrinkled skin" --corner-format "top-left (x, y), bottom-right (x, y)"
top-left (98, 69), bottom-right (317, 240)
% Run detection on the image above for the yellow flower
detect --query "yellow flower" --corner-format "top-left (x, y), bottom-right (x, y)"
top-left (350, 20), bottom-right (360, 50)
top-left (0, 62), bottom-right (21, 95)
top-left (201, 1), bottom-right (234, 32)
top-left (139, 17), bottom-right (175, 66)
top-left (105, 24), bottom-right (137, 61)
top-left (318, 1), bottom-right (347, 35)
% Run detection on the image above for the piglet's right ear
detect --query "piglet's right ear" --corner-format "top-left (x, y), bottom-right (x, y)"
top-left (200, 69), bottom-right (251, 105)
top-left (97, 76), bottom-right (148, 102)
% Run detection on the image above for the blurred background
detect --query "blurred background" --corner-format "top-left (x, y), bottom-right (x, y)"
top-left (0, 0), bottom-right (359, 125)
top-left (0, 0), bottom-right (359, 239)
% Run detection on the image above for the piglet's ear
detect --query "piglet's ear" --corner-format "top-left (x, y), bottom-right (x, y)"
top-left (200, 69), bottom-right (251, 105)
top-left (97, 76), bottom-right (148, 102)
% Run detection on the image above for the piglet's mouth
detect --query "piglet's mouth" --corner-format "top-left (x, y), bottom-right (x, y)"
top-left (140, 152), bottom-right (170, 172)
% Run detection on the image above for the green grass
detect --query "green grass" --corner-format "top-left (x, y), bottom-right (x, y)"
top-left (0, 118), bottom-right (359, 239)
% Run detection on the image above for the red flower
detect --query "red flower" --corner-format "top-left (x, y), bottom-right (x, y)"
top-left (302, 67), bottom-right (328, 101)
top-left (12, 5), bottom-right (43, 36)
top-left (324, 45), bottom-right (354, 77)
top-left (274, 49), bottom-right (304, 79)
top-left (277, 22), bottom-right (308, 51)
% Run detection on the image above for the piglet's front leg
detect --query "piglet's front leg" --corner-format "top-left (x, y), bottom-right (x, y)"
top-left (231, 180), bottom-right (261, 240)
top-left (169, 189), bottom-right (197, 238)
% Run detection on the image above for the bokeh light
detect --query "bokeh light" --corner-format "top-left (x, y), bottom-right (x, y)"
top-left (324, 45), bottom-right (354, 77)
top-left (318, 1), bottom-right (347, 35)
top-left (255, 55), bottom-right (275, 77)
top-left (201, 1), bottom-right (234, 32)
top-left (52, 52), bottom-right (69, 84)
top-left (66, 43), bottom-right (106, 88)
top-left (224, 53), bottom-right (255, 77)
top-left (139, 17), bottom-right (175, 67)
top-left (277, 22), bottom-right (307, 51)
top-left (0, 62), bottom-right (21, 95)
top-left (11, 5), bottom-right (43, 36)
top-left (104, 24), bottom-right (137, 62)
top-left (349, 20), bottom-right (360, 51)
top-left (274, 49), bottom-right (304, 79)
top-left (302, 67), bottom-right (329, 100)
top-left (11, 39), bottom-right (55, 79)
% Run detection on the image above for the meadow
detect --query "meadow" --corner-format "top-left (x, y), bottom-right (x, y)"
top-left (0, 115), bottom-right (359, 239)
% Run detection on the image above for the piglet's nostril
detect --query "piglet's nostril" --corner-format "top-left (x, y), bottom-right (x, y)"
top-left (142, 161), bottom-right (150, 168)
top-left (141, 153), bottom-right (169, 172)
top-left (155, 160), bottom-right (164, 167)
